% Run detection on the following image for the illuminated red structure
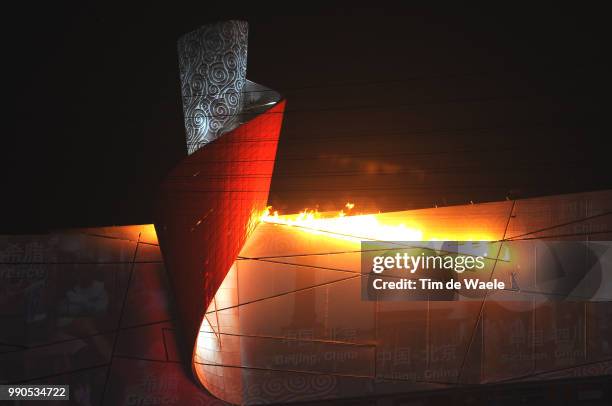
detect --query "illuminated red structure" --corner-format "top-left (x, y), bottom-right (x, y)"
top-left (149, 19), bottom-right (612, 406)
top-left (154, 100), bottom-right (285, 363)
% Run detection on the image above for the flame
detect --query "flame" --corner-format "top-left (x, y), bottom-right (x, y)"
top-left (260, 203), bottom-right (493, 242)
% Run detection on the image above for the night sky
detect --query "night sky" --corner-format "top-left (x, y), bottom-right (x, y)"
top-left (3, 4), bottom-right (610, 233)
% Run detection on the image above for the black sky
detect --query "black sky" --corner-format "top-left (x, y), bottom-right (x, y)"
top-left (3, 4), bottom-right (610, 232)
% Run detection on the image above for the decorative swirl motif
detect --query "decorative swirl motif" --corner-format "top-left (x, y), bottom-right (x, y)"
top-left (223, 52), bottom-right (239, 73)
top-left (178, 20), bottom-right (248, 155)
top-left (210, 98), bottom-right (230, 116)
top-left (191, 109), bottom-right (208, 130)
top-left (208, 84), bottom-right (220, 96)
top-left (311, 375), bottom-right (337, 392)
top-left (262, 378), bottom-right (284, 396)
top-left (190, 74), bottom-right (206, 93)
top-left (245, 374), bottom-right (338, 404)
top-left (285, 375), bottom-right (308, 392)
top-left (223, 91), bottom-right (240, 108)
top-left (209, 118), bottom-right (223, 132)
top-left (208, 62), bottom-right (230, 85)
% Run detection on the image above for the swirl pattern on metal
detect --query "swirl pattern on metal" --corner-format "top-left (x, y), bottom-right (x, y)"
top-left (178, 20), bottom-right (248, 154)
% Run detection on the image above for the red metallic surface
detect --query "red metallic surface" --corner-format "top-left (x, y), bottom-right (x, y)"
top-left (153, 101), bottom-right (285, 362)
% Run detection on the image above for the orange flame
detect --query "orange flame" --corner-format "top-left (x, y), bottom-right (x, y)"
top-left (260, 203), bottom-right (424, 241)
top-left (260, 203), bottom-right (493, 242)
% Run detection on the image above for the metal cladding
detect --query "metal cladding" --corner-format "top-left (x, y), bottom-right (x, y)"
top-left (178, 20), bottom-right (249, 155)
top-left (195, 190), bottom-right (612, 404)
top-left (154, 99), bottom-right (284, 361)
top-left (155, 20), bottom-right (612, 406)
top-left (155, 20), bottom-right (286, 400)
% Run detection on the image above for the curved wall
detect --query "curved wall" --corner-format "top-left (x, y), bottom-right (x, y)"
top-left (154, 19), bottom-right (286, 403)
top-left (154, 99), bottom-right (285, 391)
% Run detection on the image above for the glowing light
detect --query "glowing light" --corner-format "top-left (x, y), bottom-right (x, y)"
top-left (260, 203), bottom-right (493, 242)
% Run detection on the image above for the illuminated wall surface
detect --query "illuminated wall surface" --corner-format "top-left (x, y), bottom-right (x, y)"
top-left (0, 191), bottom-right (611, 404)
top-left (2, 20), bottom-right (610, 406)
top-left (192, 191), bottom-right (612, 404)
top-left (152, 20), bottom-right (612, 405)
